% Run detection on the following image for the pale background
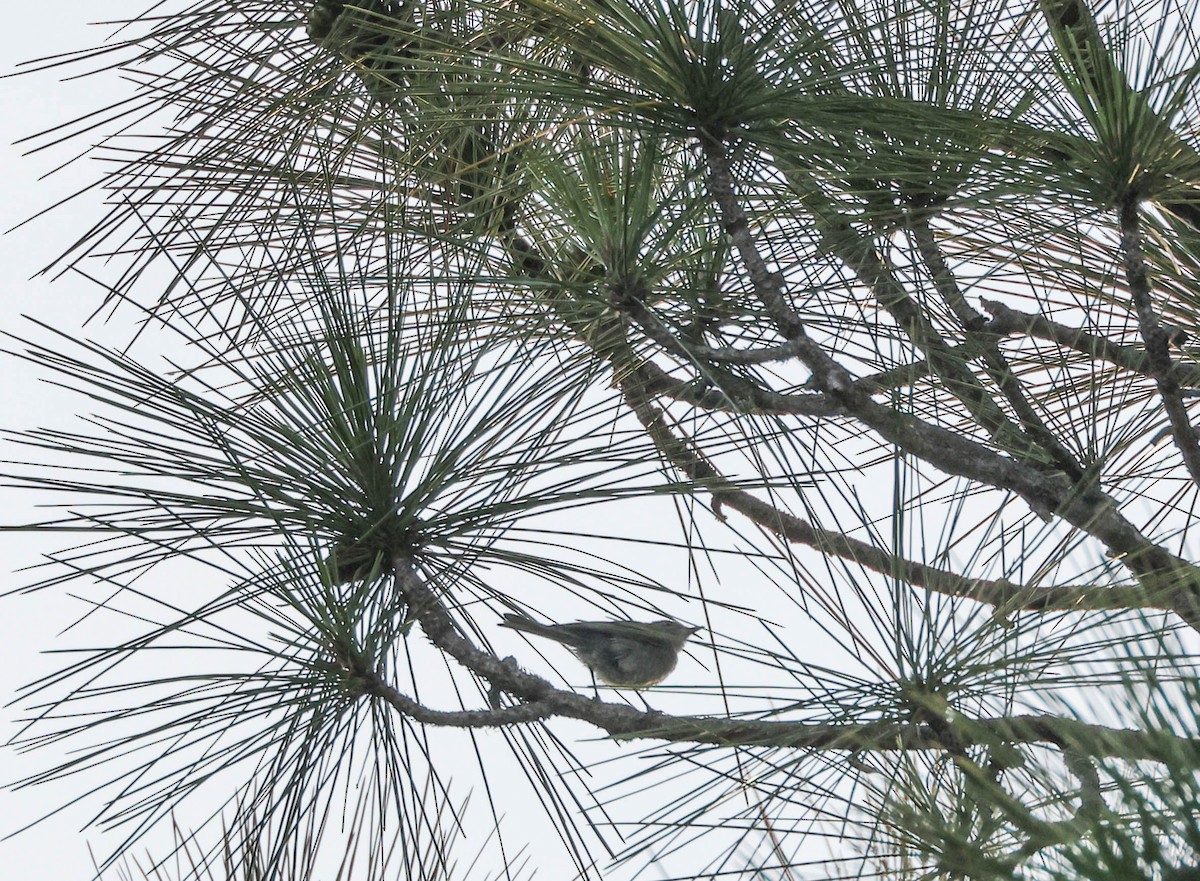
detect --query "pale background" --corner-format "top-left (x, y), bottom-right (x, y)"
top-left (2, 6), bottom-right (154, 877)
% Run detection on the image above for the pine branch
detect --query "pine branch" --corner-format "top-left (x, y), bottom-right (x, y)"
top-left (1119, 196), bottom-right (1200, 487)
top-left (691, 128), bottom-right (1200, 625)
top-left (388, 556), bottom-right (1200, 766)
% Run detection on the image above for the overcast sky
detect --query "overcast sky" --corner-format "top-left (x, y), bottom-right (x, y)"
top-left (1, 6), bottom-right (173, 877)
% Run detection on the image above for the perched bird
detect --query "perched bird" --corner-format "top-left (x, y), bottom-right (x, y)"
top-left (500, 614), bottom-right (699, 692)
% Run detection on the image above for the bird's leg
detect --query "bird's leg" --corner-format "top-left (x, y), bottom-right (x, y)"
top-left (591, 671), bottom-right (600, 701)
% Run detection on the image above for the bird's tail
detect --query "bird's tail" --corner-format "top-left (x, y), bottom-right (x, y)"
top-left (500, 613), bottom-right (576, 645)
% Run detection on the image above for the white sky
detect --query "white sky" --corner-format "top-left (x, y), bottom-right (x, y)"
top-left (0, 5), bottom-right (188, 877)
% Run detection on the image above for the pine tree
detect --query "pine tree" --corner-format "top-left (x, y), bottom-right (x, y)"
top-left (8, 1), bottom-right (1200, 878)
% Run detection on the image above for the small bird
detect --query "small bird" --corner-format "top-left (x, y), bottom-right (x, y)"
top-left (500, 614), bottom-right (699, 692)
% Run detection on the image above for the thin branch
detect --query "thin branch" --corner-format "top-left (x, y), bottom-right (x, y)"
top-left (911, 217), bottom-right (1084, 477)
top-left (619, 361), bottom-right (1172, 615)
top-left (614, 285), bottom-right (813, 366)
top-left (1119, 197), bottom-right (1200, 487)
top-left (692, 129), bottom-right (855, 393)
top-left (503, 223), bottom-right (841, 417)
top-left (637, 356), bottom-right (839, 416)
top-left (822, 216), bottom-right (1035, 456)
top-left (983, 298), bottom-right (1156, 373)
top-left (386, 556), bottom-right (1200, 765)
top-left (687, 337), bottom-right (814, 366)
top-left (705, 126), bottom-right (1035, 455)
top-left (362, 673), bottom-right (555, 727)
top-left (855, 311), bottom-right (1200, 397)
